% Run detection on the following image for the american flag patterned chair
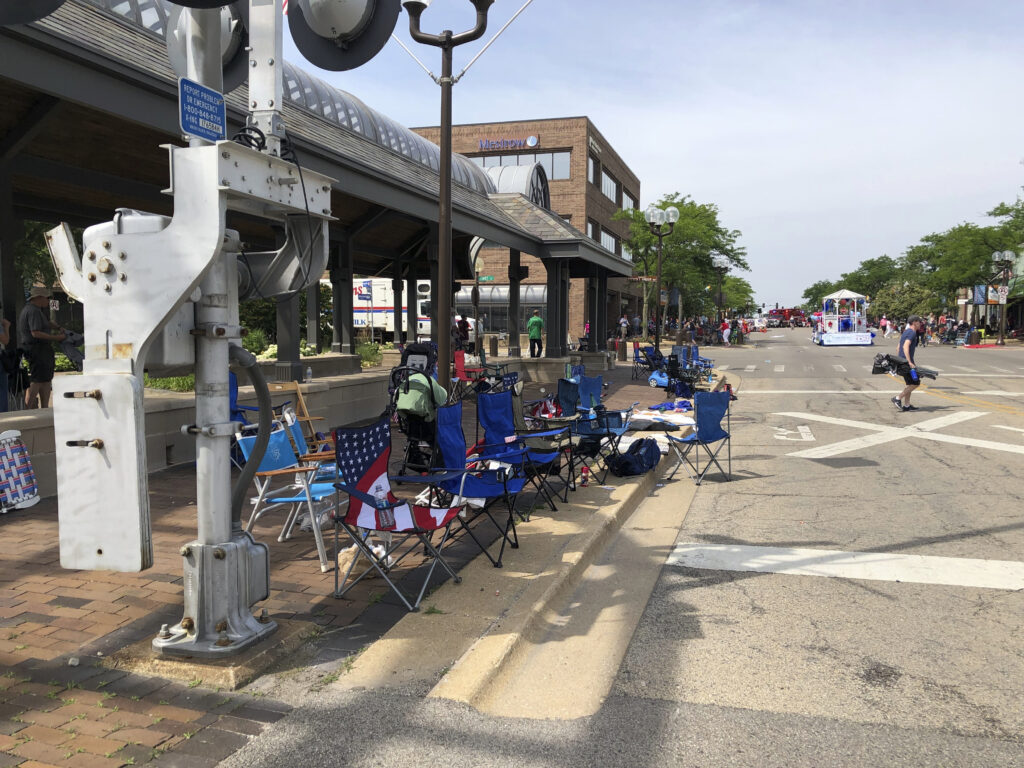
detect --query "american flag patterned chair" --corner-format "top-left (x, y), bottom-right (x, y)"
top-left (0, 431), bottom-right (40, 513)
top-left (331, 417), bottom-right (466, 612)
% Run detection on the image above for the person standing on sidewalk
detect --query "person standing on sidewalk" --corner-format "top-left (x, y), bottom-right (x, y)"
top-left (892, 315), bottom-right (925, 412)
top-left (18, 286), bottom-right (65, 409)
top-left (527, 309), bottom-right (544, 358)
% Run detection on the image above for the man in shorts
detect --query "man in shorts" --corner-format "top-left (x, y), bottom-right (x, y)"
top-left (17, 286), bottom-right (65, 409)
top-left (892, 315), bottom-right (925, 412)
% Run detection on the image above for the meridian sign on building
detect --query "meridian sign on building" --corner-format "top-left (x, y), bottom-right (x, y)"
top-left (478, 135), bottom-right (539, 151)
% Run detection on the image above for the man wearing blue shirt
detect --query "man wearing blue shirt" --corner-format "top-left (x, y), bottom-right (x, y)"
top-left (892, 315), bottom-right (925, 412)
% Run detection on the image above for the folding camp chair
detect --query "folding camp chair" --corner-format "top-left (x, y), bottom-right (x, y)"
top-left (477, 389), bottom-right (570, 509)
top-left (577, 375), bottom-right (604, 413)
top-left (664, 390), bottom-right (731, 484)
top-left (478, 347), bottom-right (509, 378)
top-left (236, 424), bottom-right (335, 572)
top-left (0, 430), bottom-right (40, 513)
top-left (452, 349), bottom-right (488, 401)
top-left (435, 400), bottom-right (526, 568)
top-left (267, 380), bottom-right (330, 451)
top-left (631, 341), bottom-right (645, 380)
top-left (331, 417), bottom-right (465, 611)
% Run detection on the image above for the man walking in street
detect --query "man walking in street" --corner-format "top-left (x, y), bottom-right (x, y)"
top-left (892, 315), bottom-right (925, 412)
top-left (527, 309), bottom-right (544, 358)
top-left (18, 286), bottom-right (65, 409)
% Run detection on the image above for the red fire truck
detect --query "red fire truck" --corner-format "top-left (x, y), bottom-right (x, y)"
top-left (767, 308), bottom-right (807, 327)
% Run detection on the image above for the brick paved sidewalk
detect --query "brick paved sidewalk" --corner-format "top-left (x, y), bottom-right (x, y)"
top-left (0, 360), bottom-right (667, 766)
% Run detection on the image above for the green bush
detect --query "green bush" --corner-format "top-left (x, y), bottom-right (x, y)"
top-left (54, 353), bottom-right (77, 373)
top-left (144, 373), bottom-right (195, 392)
top-left (356, 341), bottom-right (381, 367)
top-left (243, 327), bottom-right (269, 355)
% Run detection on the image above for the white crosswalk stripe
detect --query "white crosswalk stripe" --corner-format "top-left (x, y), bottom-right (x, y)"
top-left (833, 365), bottom-right (847, 372)
top-left (951, 365), bottom-right (977, 372)
top-left (991, 367), bottom-right (1013, 373)
top-left (717, 365), bottom-right (730, 371)
top-left (803, 365), bottom-right (815, 372)
top-left (774, 365), bottom-right (785, 373)
top-left (744, 365), bottom-right (757, 372)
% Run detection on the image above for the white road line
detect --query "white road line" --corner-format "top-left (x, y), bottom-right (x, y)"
top-left (744, 390), bottom-right (903, 394)
top-left (936, 374), bottom-right (1024, 378)
top-left (832, 365), bottom-right (847, 372)
top-left (960, 391), bottom-right (1024, 396)
top-left (951, 366), bottom-right (978, 372)
top-left (667, 543), bottom-right (1024, 591)
top-left (803, 365), bottom-right (815, 372)
top-left (744, 365), bottom-right (757, 372)
top-left (990, 367), bottom-right (1013, 373)
top-left (774, 365), bottom-right (785, 373)
top-left (992, 425), bottom-right (1024, 435)
top-left (717, 365), bottom-right (729, 371)
top-left (774, 410), bottom-right (1024, 458)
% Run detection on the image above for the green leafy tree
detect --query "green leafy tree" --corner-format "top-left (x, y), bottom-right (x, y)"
top-left (616, 193), bottom-right (747, 325)
top-left (802, 279), bottom-right (839, 311)
top-left (868, 283), bottom-right (940, 319)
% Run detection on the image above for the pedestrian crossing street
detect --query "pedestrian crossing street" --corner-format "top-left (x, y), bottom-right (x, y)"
top-left (714, 363), bottom-right (1024, 376)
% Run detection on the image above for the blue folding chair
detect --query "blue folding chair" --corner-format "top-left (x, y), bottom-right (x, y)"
top-left (477, 389), bottom-right (569, 509)
top-left (435, 401), bottom-right (526, 568)
top-left (577, 375), bottom-right (604, 412)
top-left (664, 390), bottom-right (731, 484)
top-left (236, 425), bottom-right (337, 572)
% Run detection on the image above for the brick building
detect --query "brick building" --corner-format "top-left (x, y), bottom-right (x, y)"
top-left (412, 117), bottom-right (642, 345)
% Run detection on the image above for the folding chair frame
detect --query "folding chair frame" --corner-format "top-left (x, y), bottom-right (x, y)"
top-left (665, 396), bottom-right (731, 485)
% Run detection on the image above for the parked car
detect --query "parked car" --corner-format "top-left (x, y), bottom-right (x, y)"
top-left (766, 316), bottom-right (781, 328)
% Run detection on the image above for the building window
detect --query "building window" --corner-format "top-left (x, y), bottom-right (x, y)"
top-left (623, 190), bottom-right (637, 210)
top-left (600, 228), bottom-right (618, 254)
top-left (551, 151), bottom-right (570, 180)
top-left (621, 244), bottom-right (633, 261)
top-left (588, 154), bottom-right (600, 186)
top-left (588, 219), bottom-right (600, 241)
top-left (601, 169), bottom-right (619, 203)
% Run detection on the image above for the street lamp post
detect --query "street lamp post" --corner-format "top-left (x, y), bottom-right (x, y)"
top-left (644, 205), bottom-right (679, 352)
top-left (711, 254), bottom-right (729, 327)
top-left (403, 0), bottom-right (493, 390)
top-left (992, 250), bottom-right (1015, 346)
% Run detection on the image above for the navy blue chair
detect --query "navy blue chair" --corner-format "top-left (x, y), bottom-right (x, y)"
top-left (435, 401), bottom-right (527, 568)
top-left (664, 391), bottom-right (731, 484)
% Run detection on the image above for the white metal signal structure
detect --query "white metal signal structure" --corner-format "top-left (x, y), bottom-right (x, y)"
top-left (34, 0), bottom-right (399, 658)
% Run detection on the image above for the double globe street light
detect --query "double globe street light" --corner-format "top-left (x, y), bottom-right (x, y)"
top-left (991, 250), bottom-right (1016, 346)
top-left (711, 254), bottom-right (730, 326)
top-left (644, 204), bottom-right (679, 351)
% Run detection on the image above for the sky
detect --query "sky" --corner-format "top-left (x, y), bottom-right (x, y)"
top-left (283, 0), bottom-right (1024, 307)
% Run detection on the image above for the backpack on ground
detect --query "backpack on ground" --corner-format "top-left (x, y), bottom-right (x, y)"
top-left (607, 438), bottom-right (661, 477)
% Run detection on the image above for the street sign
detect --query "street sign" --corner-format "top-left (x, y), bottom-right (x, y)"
top-left (998, 285), bottom-right (1009, 305)
top-left (478, 275), bottom-right (495, 282)
top-left (178, 77), bottom-right (226, 143)
top-left (659, 289), bottom-right (668, 306)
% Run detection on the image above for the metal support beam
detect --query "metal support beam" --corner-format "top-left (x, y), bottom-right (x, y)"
top-left (507, 249), bottom-right (521, 357)
top-left (305, 282), bottom-right (319, 353)
top-left (392, 259), bottom-right (404, 345)
top-left (331, 240), bottom-right (355, 354)
top-left (0, 95), bottom-right (62, 170)
top-left (544, 259), bottom-right (566, 359)
top-left (275, 294), bottom-right (302, 382)
top-left (596, 269), bottom-right (608, 352)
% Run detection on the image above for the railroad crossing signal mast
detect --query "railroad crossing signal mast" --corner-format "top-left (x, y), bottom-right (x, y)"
top-left (3, 0), bottom-right (400, 657)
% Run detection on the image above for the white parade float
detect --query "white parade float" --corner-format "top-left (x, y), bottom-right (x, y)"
top-left (812, 289), bottom-right (874, 346)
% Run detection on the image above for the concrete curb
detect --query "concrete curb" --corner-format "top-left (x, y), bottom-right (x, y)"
top-left (427, 465), bottom-right (665, 707)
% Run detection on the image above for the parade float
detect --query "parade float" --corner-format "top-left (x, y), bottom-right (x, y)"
top-left (812, 289), bottom-right (874, 346)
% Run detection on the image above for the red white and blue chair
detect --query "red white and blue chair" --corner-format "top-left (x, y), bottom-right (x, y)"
top-left (331, 417), bottom-right (465, 611)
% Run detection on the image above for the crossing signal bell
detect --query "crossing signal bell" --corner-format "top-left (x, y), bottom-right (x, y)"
top-left (289, 0), bottom-right (400, 71)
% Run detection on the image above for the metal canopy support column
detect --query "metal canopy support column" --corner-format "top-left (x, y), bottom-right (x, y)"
top-left (276, 295), bottom-right (302, 382)
top-left (331, 240), bottom-right (355, 355)
top-left (0, 175), bottom-right (19, 351)
top-left (544, 259), bottom-right (566, 359)
top-left (392, 259), bottom-right (404, 345)
top-left (596, 268), bottom-right (608, 352)
top-left (406, 265), bottom-right (417, 344)
top-left (507, 249), bottom-right (521, 357)
top-left (305, 282), bottom-right (319, 353)
top-left (587, 266), bottom-right (599, 352)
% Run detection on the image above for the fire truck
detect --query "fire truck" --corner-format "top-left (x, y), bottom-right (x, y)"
top-left (767, 307), bottom-right (807, 327)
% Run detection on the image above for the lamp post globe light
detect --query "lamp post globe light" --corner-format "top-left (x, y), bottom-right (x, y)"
top-left (992, 250), bottom-right (1015, 345)
top-left (403, 0), bottom-right (493, 390)
top-left (711, 254), bottom-right (730, 326)
top-left (644, 204), bottom-right (679, 351)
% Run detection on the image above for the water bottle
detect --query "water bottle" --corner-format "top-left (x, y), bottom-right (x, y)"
top-left (304, 365), bottom-right (313, 383)
top-left (581, 465), bottom-right (589, 486)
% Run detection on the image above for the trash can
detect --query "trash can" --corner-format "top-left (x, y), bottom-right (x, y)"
top-left (489, 335), bottom-right (499, 358)
top-left (617, 340), bottom-right (626, 361)
top-left (968, 331), bottom-right (981, 345)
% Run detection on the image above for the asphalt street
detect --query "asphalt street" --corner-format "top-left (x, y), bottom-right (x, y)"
top-left (222, 329), bottom-right (1024, 768)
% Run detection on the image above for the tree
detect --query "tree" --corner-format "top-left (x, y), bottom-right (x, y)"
top-left (802, 279), bottom-right (839, 311)
top-left (616, 193), bottom-right (747, 325)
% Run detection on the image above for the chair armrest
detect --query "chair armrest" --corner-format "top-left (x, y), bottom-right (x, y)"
top-left (256, 466), bottom-right (317, 478)
top-left (332, 482), bottom-right (402, 509)
top-left (388, 470), bottom-right (468, 485)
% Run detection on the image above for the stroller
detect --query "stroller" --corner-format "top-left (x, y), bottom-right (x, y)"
top-left (389, 343), bottom-right (445, 474)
